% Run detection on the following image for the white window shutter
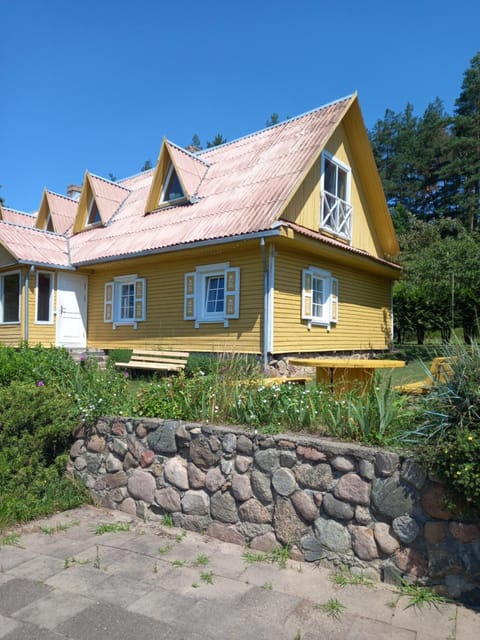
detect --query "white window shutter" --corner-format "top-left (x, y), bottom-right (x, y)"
top-left (134, 278), bottom-right (146, 321)
top-left (301, 269), bottom-right (313, 320)
top-left (224, 267), bottom-right (240, 319)
top-left (104, 281), bottom-right (114, 323)
top-left (330, 277), bottom-right (339, 323)
top-left (184, 272), bottom-right (196, 320)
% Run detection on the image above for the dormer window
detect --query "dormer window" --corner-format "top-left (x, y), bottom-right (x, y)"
top-left (87, 195), bottom-right (101, 225)
top-left (321, 153), bottom-right (352, 241)
top-left (45, 213), bottom-right (55, 232)
top-left (160, 164), bottom-right (185, 204)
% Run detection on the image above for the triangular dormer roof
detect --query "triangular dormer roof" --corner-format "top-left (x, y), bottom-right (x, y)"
top-left (73, 172), bottom-right (130, 234)
top-left (145, 139), bottom-right (209, 213)
top-left (36, 190), bottom-right (78, 236)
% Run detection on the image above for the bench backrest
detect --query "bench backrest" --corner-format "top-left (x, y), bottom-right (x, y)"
top-left (129, 350), bottom-right (189, 368)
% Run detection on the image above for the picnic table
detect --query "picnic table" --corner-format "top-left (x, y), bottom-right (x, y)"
top-left (288, 357), bottom-right (405, 393)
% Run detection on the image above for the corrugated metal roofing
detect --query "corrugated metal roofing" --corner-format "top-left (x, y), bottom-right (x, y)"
top-left (0, 222), bottom-right (70, 267)
top-left (3, 94), bottom-right (394, 271)
top-left (0, 207), bottom-right (36, 227)
top-left (70, 96), bottom-right (353, 264)
top-left (44, 191), bottom-right (77, 236)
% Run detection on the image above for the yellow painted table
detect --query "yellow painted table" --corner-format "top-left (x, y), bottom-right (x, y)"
top-left (288, 358), bottom-right (405, 393)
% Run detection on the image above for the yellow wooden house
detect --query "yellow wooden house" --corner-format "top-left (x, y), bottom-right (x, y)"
top-left (0, 94), bottom-right (400, 362)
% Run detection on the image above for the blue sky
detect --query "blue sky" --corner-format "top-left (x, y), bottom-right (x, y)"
top-left (1, 0), bottom-right (479, 213)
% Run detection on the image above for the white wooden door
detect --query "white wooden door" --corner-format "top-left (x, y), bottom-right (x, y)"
top-left (56, 273), bottom-right (88, 348)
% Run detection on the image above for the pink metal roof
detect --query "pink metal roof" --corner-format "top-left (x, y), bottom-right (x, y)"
top-left (1, 207), bottom-right (36, 227)
top-left (89, 174), bottom-right (130, 224)
top-left (44, 191), bottom-right (77, 236)
top-left (166, 141), bottom-right (209, 197)
top-left (70, 97), bottom-right (353, 264)
top-left (0, 222), bottom-right (70, 267)
top-left (2, 95), bottom-right (375, 269)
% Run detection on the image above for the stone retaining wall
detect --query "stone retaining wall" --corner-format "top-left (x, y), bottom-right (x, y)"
top-left (68, 417), bottom-right (480, 604)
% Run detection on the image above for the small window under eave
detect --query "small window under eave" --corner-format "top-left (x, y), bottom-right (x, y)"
top-left (87, 196), bottom-right (101, 225)
top-left (45, 213), bottom-right (55, 232)
top-left (160, 164), bottom-right (185, 205)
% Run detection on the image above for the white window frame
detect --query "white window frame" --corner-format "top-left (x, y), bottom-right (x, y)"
top-left (184, 262), bottom-right (240, 328)
top-left (35, 271), bottom-right (54, 324)
top-left (86, 194), bottom-right (102, 226)
top-left (302, 267), bottom-right (338, 330)
top-left (0, 270), bottom-right (21, 324)
top-left (160, 163), bottom-right (185, 205)
top-left (320, 152), bottom-right (352, 241)
top-left (104, 274), bottom-right (146, 330)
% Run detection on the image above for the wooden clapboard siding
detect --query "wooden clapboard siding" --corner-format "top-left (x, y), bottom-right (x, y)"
top-left (273, 248), bottom-right (392, 354)
top-left (27, 269), bottom-right (56, 346)
top-left (85, 242), bottom-right (264, 353)
top-left (281, 122), bottom-right (385, 260)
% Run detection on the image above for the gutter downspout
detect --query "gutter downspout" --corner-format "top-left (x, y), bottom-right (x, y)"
top-left (260, 238), bottom-right (268, 372)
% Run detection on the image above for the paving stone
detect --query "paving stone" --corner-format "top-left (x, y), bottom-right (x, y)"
top-left (0, 578), bottom-right (52, 616)
top-left (12, 589), bottom-right (93, 630)
top-left (0, 613), bottom-right (19, 638)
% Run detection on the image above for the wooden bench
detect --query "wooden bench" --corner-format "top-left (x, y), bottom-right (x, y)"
top-left (395, 357), bottom-right (455, 395)
top-left (234, 376), bottom-right (312, 388)
top-left (115, 350), bottom-right (189, 373)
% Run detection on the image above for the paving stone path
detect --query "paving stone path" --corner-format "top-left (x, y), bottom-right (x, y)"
top-left (0, 506), bottom-right (478, 639)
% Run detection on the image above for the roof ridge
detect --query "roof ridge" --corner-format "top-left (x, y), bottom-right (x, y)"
top-left (45, 190), bottom-right (78, 203)
top-left (0, 219), bottom-right (59, 234)
top-left (197, 93), bottom-right (355, 157)
top-left (166, 139), bottom-right (211, 167)
top-left (2, 206), bottom-right (35, 217)
top-left (88, 172), bottom-right (131, 192)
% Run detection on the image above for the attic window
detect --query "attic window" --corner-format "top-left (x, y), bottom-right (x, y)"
top-left (321, 153), bottom-right (352, 241)
top-left (160, 164), bottom-right (185, 204)
top-left (45, 213), bottom-right (54, 232)
top-left (87, 196), bottom-right (101, 225)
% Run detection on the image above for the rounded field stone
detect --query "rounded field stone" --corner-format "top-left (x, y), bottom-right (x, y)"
top-left (164, 456), bottom-right (189, 490)
top-left (375, 451), bottom-right (399, 477)
top-left (127, 470), bottom-right (156, 503)
top-left (313, 517), bottom-right (351, 554)
top-left (274, 498), bottom-right (308, 545)
top-left (207, 522), bottom-right (245, 545)
top-left (86, 435), bottom-right (106, 453)
top-left (420, 483), bottom-right (455, 520)
top-left (371, 475), bottom-right (415, 520)
top-left (334, 473), bottom-right (370, 506)
top-left (155, 487), bottom-right (181, 512)
top-left (331, 456), bottom-right (355, 472)
top-left (394, 547), bottom-right (427, 577)
top-left (239, 498), bottom-right (271, 524)
top-left (235, 455), bottom-right (253, 473)
top-left (181, 490), bottom-right (209, 516)
top-left (272, 468), bottom-right (297, 496)
top-left (205, 466), bottom-right (225, 493)
top-left (190, 435), bottom-right (217, 469)
top-left (236, 435), bottom-right (253, 455)
top-left (296, 445), bottom-right (326, 462)
top-left (400, 459), bottom-right (427, 491)
top-left (291, 491), bottom-right (318, 522)
top-left (250, 532), bottom-right (279, 552)
top-left (255, 449), bottom-right (280, 474)
top-left (294, 463), bottom-right (333, 490)
top-left (323, 493), bottom-right (354, 520)
top-left (106, 454), bottom-right (123, 473)
top-left (147, 421), bottom-right (177, 454)
top-left (251, 470), bottom-right (272, 505)
top-left (392, 515), bottom-right (420, 544)
top-left (349, 525), bottom-right (379, 560)
top-left (373, 522), bottom-right (399, 555)
top-left (187, 463), bottom-right (206, 489)
top-left (210, 491), bottom-right (238, 524)
top-left (232, 473), bottom-right (252, 502)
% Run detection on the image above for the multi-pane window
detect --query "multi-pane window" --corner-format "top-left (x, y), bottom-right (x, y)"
top-left (0, 271), bottom-right (20, 323)
top-left (36, 272), bottom-right (53, 323)
top-left (205, 276), bottom-right (225, 314)
top-left (321, 154), bottom-right (352, 240)
top-left (104, 275), bottom-right (146, 328)
top-left (302, 267), bottom-right (338, 328)
top-left (184, 264), bottom-right (240, 327)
